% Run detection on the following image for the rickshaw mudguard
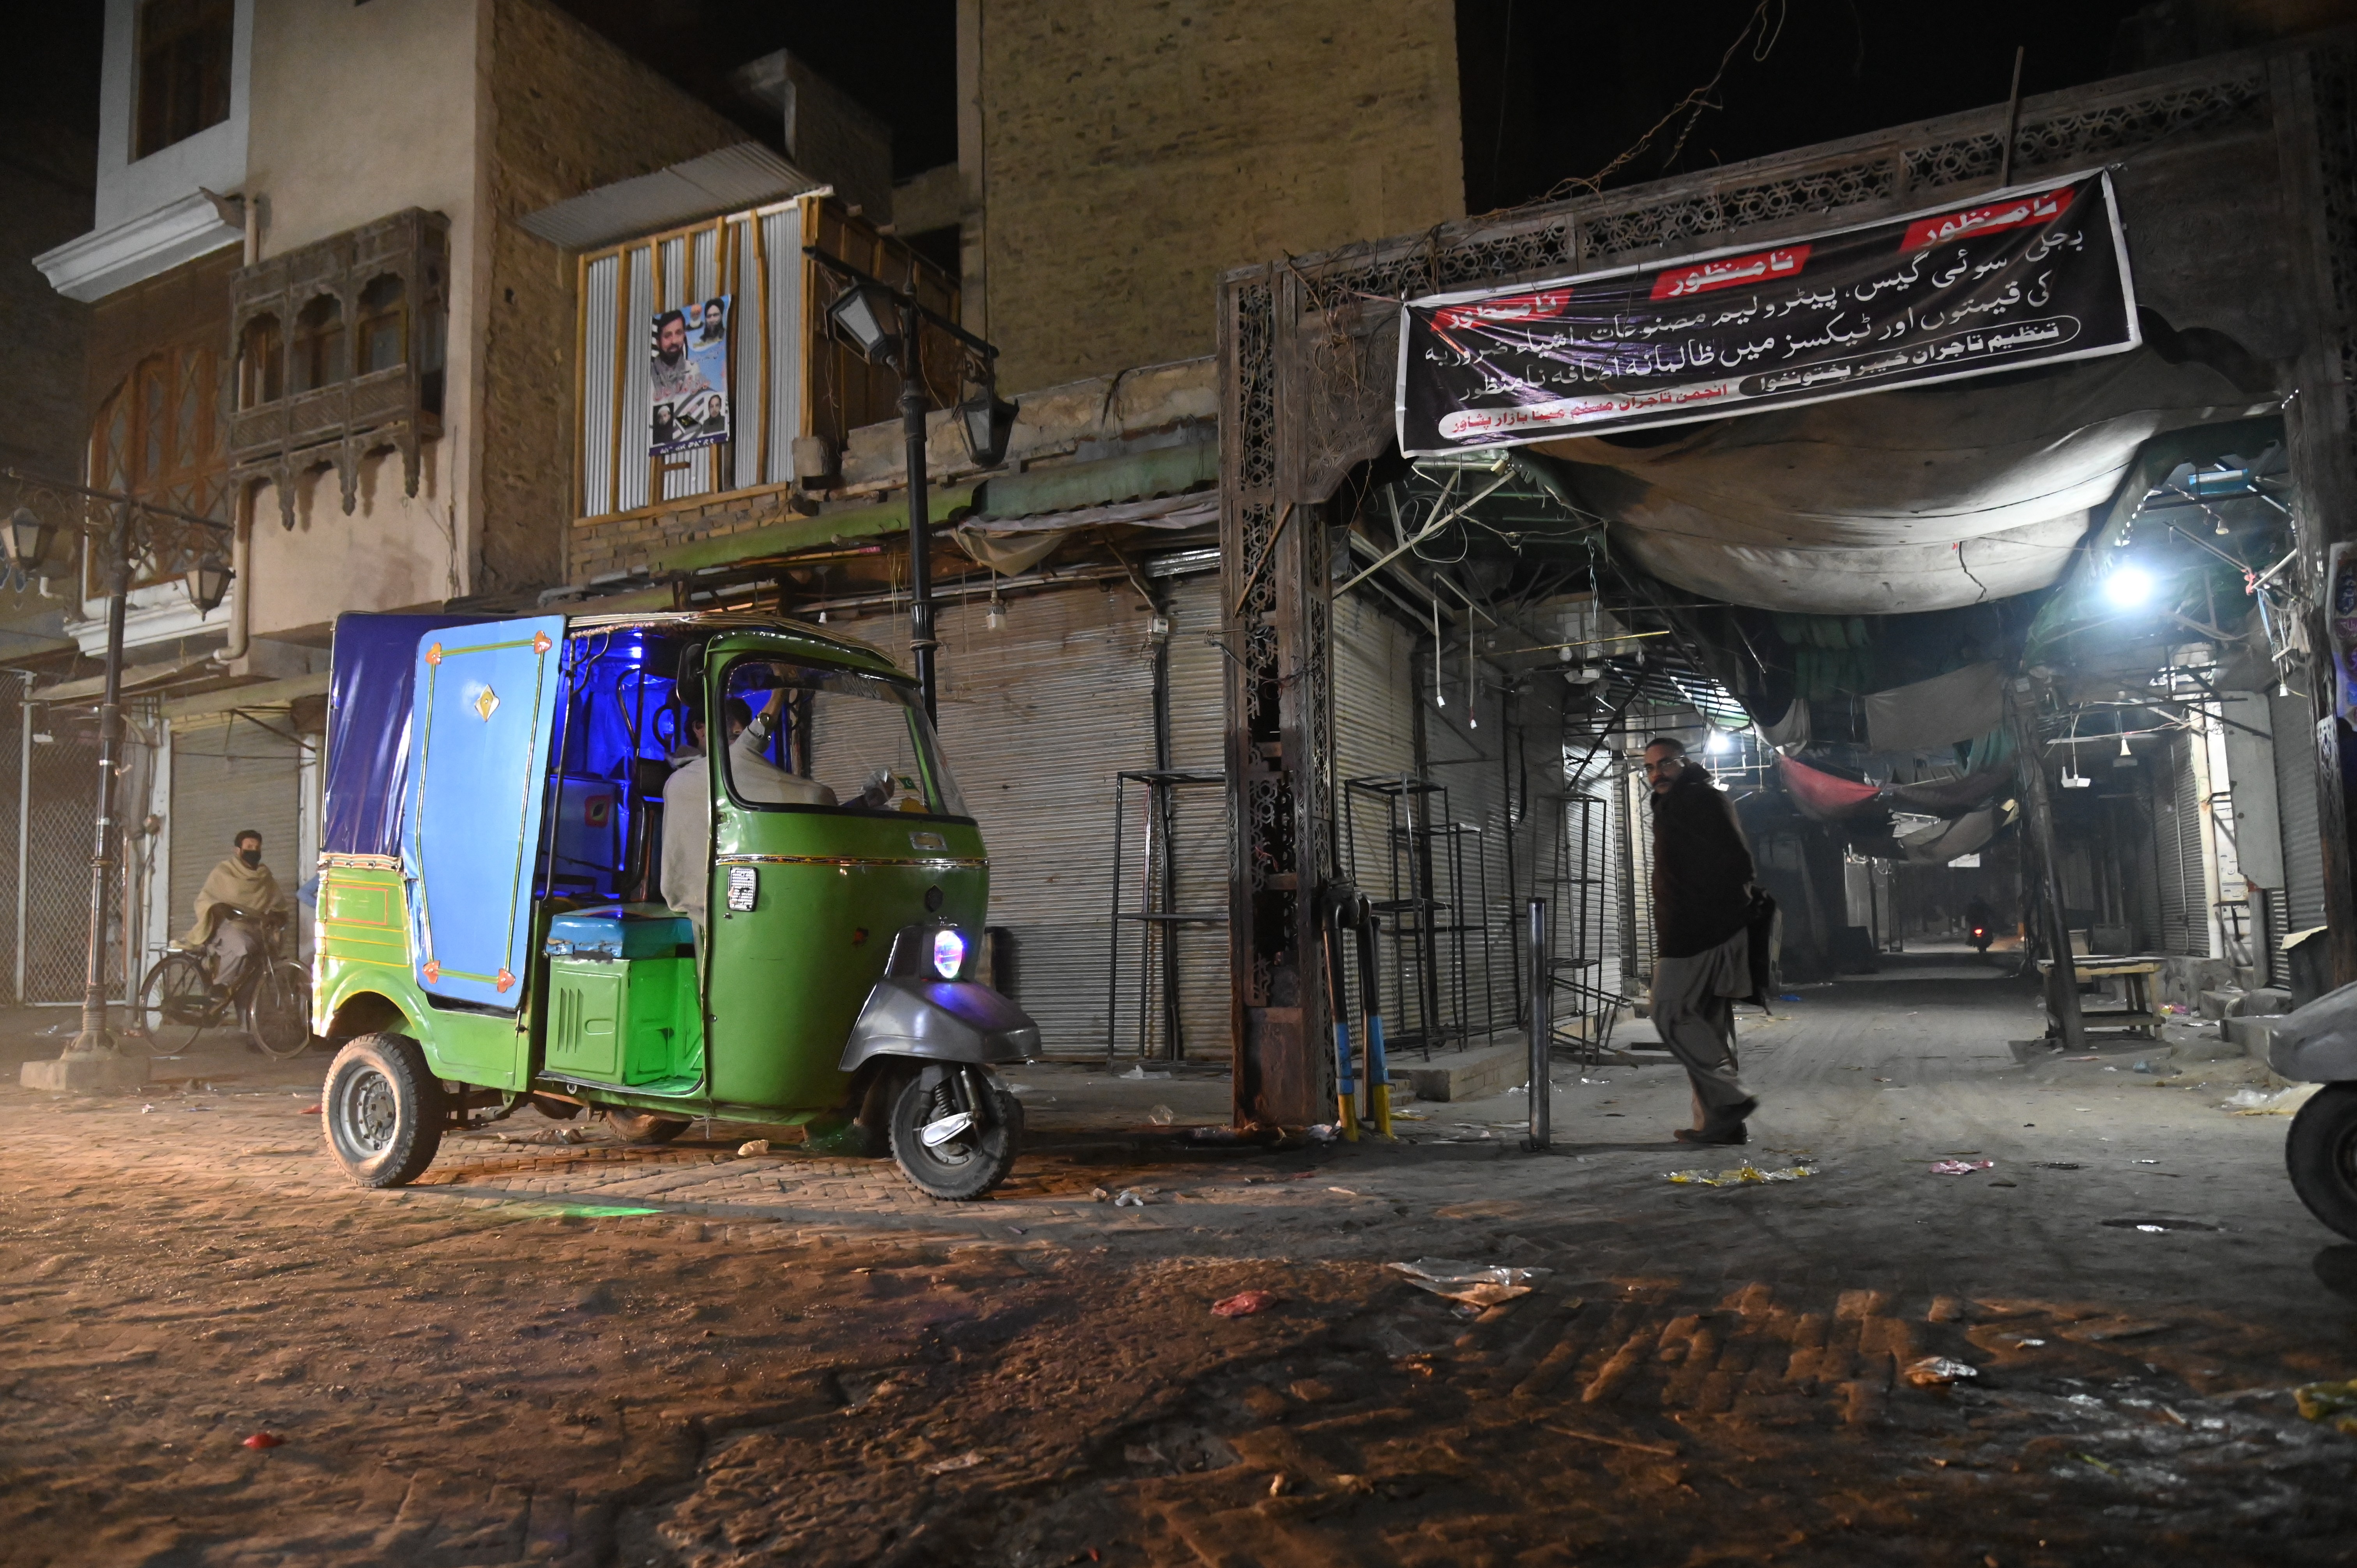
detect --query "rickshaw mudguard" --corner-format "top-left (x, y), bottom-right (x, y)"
top-left (2267, 979), bottom-right (2357, 1083)
top-left (837, 977), bottom-right (1041, 1072)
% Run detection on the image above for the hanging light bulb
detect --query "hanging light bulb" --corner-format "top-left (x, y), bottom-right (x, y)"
top-left (2113, 732), bottom-right (2138, 768)
top-left (984, 593), bottom-right (1005, 630)
top-left (1431, 598), bottom-right (1445, 708)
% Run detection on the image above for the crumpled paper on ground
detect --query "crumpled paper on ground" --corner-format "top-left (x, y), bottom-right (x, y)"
top-left (1930, 1158), bottom-right (1995, 1175)
top-left (1665, 1163), bottom-right (1816, 1187)
top-left (2223, 1087), bottom-right (2308, 1115)
top-left (1387, 1258), bottom-right (1551, 1307)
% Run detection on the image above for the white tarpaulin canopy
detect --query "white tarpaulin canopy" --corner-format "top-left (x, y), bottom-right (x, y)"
top-left (1532, 350), bottom-right (2272, 613)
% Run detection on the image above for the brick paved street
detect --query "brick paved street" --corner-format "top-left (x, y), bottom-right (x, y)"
top-left (5, 958), bottom-right (2355, 1565)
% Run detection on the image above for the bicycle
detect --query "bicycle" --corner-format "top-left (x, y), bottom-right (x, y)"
top-left (128, 908), bottom-right (314, 1060)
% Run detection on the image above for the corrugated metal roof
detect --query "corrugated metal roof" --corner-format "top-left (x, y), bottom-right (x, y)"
top-left (519, 144), bottom-right (823, 251)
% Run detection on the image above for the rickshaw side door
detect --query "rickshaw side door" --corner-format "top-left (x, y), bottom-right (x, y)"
top-left (401, 615), bottom-right (567, 1077)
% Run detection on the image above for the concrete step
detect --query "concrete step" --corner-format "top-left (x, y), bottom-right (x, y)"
top-left (1389, 1038), bottom-right (1529, 1103)
top-left (2223, 1015), bottom-right (2277, 1054)
top-left (2238, 987), bottom-right (2294, 1017)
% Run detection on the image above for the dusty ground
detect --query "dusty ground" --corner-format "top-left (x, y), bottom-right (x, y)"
top-left (4, 954), bottom-right (2355, 1566)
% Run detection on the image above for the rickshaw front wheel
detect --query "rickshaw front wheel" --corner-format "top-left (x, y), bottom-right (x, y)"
top-left (887, 1063), bottom-right (1019, 1201)
top-left (321, 1034), bottom-right (445, 1188)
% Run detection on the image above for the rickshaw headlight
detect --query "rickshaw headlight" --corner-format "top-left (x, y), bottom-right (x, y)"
top-left (931, 928), bottom-right (968, 979)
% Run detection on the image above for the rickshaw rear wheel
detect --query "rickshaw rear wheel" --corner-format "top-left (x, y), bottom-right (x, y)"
top-left (887, 1063), bottom-right (1019, 1201)
top-left (321, 1033), bottom-right (445, 1188)
top-left (605, 1108), bottom-right (691, 1144)
top-left (2287, 1082), bottom-right (2357, 1241)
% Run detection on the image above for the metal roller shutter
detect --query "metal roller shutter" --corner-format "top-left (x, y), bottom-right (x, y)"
top-left (1331, 594), bottom-right (1425, 1047)
top-left (840, 584), bottom-right (1159, 1059)
top-left (2152, 732), bottom-right (2209, 957)
top-left (168, 715), bottom-right (303, 948)
top-left (2271, 693), bottom-right (2327, 937)
top-left (1156, 574), bottom-right (1232, 1060)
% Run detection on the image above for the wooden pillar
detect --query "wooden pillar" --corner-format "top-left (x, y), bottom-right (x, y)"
top-left (2010, 680), bottom-right (2086, 1051)
top-left (1219, 268), bottom-right (1332, 1128)
top-left (2274, 41), bottom-right (2357, 987)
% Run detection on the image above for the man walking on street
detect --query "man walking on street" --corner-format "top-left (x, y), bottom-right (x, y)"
top-left (1644, 735), bottom-right (1760, 1144)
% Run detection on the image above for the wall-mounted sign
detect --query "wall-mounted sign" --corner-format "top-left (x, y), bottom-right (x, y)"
top-left (651, 294), bottom-right (732, 457)
top-left (1398, 170), bottom-right (2138, 454)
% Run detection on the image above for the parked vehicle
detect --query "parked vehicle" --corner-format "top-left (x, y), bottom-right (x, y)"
top-left (2265, 980), bottom-right (2357, 1241)
top-left (309, 611), bottom-right (1038, 1199)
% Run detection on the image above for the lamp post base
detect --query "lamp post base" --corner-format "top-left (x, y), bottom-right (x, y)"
top-left (22, 1050), bottom-right (148, 1093)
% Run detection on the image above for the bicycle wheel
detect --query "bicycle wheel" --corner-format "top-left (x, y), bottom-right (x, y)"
top-left (247, 959), bottom-right (315, 1059)
top-left (131, 953), bottom-right (215, 1057)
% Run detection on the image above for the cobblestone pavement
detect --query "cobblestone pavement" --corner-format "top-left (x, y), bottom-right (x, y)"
top-left (4, 958), bottom-right (2355, 1566)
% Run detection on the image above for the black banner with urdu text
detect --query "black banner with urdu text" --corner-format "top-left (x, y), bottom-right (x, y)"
top-left (1397, 171), bottom-right (2138, 454)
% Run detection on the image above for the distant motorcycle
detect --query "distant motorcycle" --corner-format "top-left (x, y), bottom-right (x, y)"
top-left (1970, 923), bottom-right (1993, 956)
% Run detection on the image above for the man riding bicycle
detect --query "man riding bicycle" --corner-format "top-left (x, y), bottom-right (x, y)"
top-left (184, 829), bottom-right (293, 1005)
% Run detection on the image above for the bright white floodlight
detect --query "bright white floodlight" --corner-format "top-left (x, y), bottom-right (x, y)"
top-left (2103, 565), bottom-right (2154, 609)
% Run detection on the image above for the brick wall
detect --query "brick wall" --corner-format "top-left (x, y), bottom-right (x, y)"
top-left (964, 0), bottom-right (1463, 391)
top-left (480, 0), bottom-right (745, 596)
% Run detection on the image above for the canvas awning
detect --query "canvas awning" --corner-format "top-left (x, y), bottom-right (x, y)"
top-left (1531, 349), bottom-right (2277, 614)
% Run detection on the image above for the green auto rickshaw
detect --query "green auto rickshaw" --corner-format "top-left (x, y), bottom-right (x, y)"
top-left (309, 609), bottom-right (1038, 1199)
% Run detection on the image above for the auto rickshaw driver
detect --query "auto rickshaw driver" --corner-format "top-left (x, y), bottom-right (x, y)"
top-left (659, 689), bottom-right (833, 942)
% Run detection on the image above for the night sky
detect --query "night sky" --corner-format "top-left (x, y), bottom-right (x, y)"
top-left (14, 3), bottom-right (2216, 238)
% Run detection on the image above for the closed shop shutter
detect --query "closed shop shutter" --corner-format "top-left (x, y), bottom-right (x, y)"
top-left (839, 584), bottom-right (1158, 1059)
top-left (2151, 732), bottom-right (2210, 957)
top-left (1156, 574), bottom-right (1232, 1060)
top-left (168, 715), bottom-right (303, 946)
top-left (1331, 594), bottom-right (1429, 1047)
top-left (2271, 693), bottom-right (2327, 939)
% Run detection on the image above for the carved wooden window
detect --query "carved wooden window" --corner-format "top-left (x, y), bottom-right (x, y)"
top-left (291, 295), bottom-right (346, 395)
top-left (88, 345), bottom-right (227, 592)
top-left (134, 0), bottom-right (234, 160)
top-left (357, 275), bottom-right (405, 374)
top-left (239, 312), bottom-right (281, 408)
top-left (226, 208), bottom-right (448, 526)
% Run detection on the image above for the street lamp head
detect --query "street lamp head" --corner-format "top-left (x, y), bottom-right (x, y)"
top-left (184, 558), bottom-right (233, 614)
top-left (2102, 563), bottom-right (2154, 609)
top-left (4, 507), bottom-right (54, 573)
top-left (827, 283), bottom-right (902, 364)
top-left (958, 388), bottom-right (1019, 468)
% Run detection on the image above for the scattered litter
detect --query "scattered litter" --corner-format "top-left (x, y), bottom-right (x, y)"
top-left (1904, 1356), bottom-right (1978, 1387)
top-left (2065, 1055), bottom-right (2099, 1062)
top-left (1113, 1188), bottom-right (1149, 1208)
top-left (2101, 1216), bottom-right (2220, 1233)
top-left (1930, 1159), bottom-right (1995, 1175)
top-left (240, 1432), bottom-right (283, 1450)
top-left (1327, 1186), bottom-right (1358, 1196)
top-left (2042, 1162), bottom-right (2083, 1170)
top-left (2132, 1060), bottom-right (2163, 1074)
top-left (1778, 993), bottom-right (1802, 1002)
top-left (1388, 1258), bottom-right (1550, 1307)
top-left (1148, 1104), bottom-right (1175, 1126)
top-left (737, 1139), bottom-right (770, 1157)
top-left (923, 1450), bottom-right (985, 1475)
top-left (1665, 1163), bottom-right (1815, 1187)
top-left (300, 1103), bottom-right (320, 1114)
top-left (2223, 1087), bottom-right (2306, 1115)
top-left (140, 1104), bottom-right (154, 1114)
top-left (2076, 1452), bottom-right (2120, 1477)
top-left (2016, 1338), bottom-right (2047, 1347)
top-left (1578, 1077), bottom-right (1611, 1085)
top-left (1989, 1180), bottom-right (2018, 1187)
top-left (2133, 1158), bottom-right (2159, 1165)
top-left (1392, 1109), bottom-right (1429, 1120)
top-left (2293, 1379), bottom-right (2357, 1436)
top-left (1119, 1065), bottom-right (1170, 1081)
top-left (1090, 1187), bottom-right (1111, 1202)
top-left (1305, 1124), bottom-right (1340, 1144)
top-left (1211, 1289), bottom-right (1281, 1319)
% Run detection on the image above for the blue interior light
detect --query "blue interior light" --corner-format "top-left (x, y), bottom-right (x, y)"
top-left (931, 928), bottom-right (967, 979)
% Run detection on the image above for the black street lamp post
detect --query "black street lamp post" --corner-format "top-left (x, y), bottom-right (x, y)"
top-left (803, 250), bottom-right (1014, 720)
top-left (3, 469), bottom-right (232, 1089)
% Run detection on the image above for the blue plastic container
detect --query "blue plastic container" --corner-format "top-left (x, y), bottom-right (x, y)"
top-left (544, 907), bottom-right (693, 960)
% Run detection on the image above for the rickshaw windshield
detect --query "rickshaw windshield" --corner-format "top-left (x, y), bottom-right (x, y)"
top-left (714, 657), bottom-right (969, 818)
